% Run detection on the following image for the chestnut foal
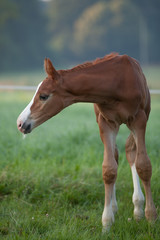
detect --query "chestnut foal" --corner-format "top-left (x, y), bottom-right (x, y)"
top-left (17, 53), bottom-right (157, 231)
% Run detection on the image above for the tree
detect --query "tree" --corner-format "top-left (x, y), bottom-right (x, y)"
top-left (131, 0), bottom-right (160, 63)
top-left (0, 0), bottom-right (18, 70)
top-left (47, 0), bottom-right (98, 63)
top-left (47, 0), bottom-right (160, 65)
top-left (0, 0), bottom-right (48, 71)
top-left (0, 0), bottom-right (159, 71)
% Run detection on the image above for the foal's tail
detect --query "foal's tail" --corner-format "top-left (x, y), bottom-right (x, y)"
top-left (144, 86), bottom-right (151, 121)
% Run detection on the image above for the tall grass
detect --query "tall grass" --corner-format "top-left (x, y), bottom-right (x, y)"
top-left (0, 89), bottom-right (159, 239)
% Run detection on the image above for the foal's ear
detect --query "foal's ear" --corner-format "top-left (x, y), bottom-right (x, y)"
top-left (44, 58), bottom-right (58, 78)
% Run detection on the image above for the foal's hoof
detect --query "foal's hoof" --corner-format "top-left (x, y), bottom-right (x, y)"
top-left (102, 221), bottom-right (112, 233)
top-left (102, 206), bottom-right (114, 233)
top-left (134, 208), bottom-right (144, 221)
top-left (102, 217), bottom-right (114, 233)
top-left (145, 207), bottom-right (157, 222)
top-left (133, 198), bottom-right (144, 221)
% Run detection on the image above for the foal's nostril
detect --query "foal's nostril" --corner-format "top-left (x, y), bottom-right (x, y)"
top-left (21, 123), bottom-right (31, 134)
top-left (17, 120), bottom-right (22, 130)
top-left (17, 119), bottom-right (32, 134)
top-left (25, 123), bottom-right (31, 133)
top-left (22, 123), bottom-right (26, 130)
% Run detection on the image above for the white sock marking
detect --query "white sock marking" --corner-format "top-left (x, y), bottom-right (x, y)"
top-left (131, 163), bottom-right (145, 219)
top-left (102, 201), bottom-right (114, 231)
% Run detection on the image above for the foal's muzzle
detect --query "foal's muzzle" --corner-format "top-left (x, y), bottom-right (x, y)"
top-left (17, 120), bottom-right (32, 134)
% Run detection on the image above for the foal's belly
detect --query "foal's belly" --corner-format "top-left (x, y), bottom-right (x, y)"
top-left (96, 99), bottom-right (141, 125)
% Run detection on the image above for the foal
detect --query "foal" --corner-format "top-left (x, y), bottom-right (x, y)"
top-left (17, 53), bottom-right (157, 231)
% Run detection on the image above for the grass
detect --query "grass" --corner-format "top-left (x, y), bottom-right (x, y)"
top-left (0, 68), bottom-right (160, 239)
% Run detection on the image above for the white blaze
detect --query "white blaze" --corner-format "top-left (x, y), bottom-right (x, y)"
top-left (18, 82), bottom-right (42, 124)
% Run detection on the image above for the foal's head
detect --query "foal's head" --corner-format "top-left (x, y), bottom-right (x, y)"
top-left (17, 59), bottom-right (64, 134)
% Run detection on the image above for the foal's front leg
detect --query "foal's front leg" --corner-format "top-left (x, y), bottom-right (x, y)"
top-left (98, 115), bottom-right (119, 231)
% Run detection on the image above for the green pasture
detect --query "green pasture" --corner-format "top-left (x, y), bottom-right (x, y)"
top-left (0, 68), bottom-right (160, 239)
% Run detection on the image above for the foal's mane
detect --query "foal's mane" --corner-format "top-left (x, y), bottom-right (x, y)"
top-left (60, 53), bottom-right (119, 74)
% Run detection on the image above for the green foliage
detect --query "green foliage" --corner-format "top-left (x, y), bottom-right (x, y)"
top-left (46, 0), bottom-right (160, 65)
top-left (71, 0), bottom-right (139, 59)
top-left (0, 0), bottom-right (17, 26)
top-left (0, 0), bottom-right (18, 71)
top-left (0, 0), bottom-right (160, 71)
top-left (0, 0), bottom-right (48, 71)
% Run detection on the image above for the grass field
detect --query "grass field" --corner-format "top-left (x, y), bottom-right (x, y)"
top-left (0, 67), bottom-right (160, 239)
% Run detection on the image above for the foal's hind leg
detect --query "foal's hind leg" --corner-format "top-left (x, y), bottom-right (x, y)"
top-left (125, 134), bottom-right (145, 220)
top-left (128, 110), bottom-right (157, 221)
top-left (98, 114), bottom-right (119, 231)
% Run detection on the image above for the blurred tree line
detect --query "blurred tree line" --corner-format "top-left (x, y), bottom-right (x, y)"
top-left (0, 0), bottom-right (160, 71)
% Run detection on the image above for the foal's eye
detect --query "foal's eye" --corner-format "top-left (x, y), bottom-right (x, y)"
top-left (39, 94), bottom-right (49, 101)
